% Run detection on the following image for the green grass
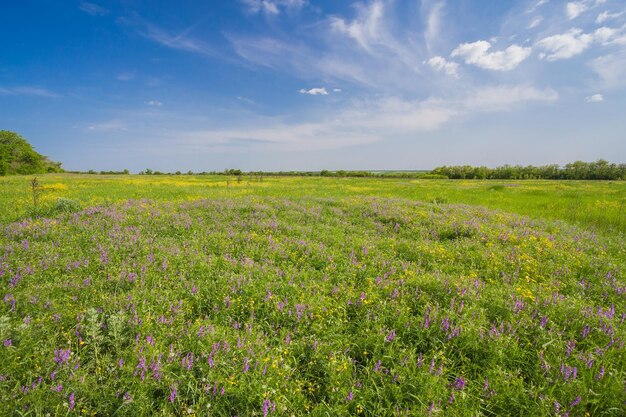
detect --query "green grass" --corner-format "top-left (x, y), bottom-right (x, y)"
top-left (0, 175), bottom-right (625, 416)
top-left (1, 174), bottom-right (625, 234)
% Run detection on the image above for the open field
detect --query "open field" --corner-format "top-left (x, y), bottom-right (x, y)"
top-left (0, 174), bottom-right (625, 233)
top-left (1, 175), bottom-right (625, 416)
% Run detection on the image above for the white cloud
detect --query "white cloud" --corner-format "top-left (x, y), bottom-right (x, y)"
top-left (585, 93), bottom-right (604, 102)
top-left (299, 87), bottom-right (329, 95)
top-left (427, 56), bottom-right (460, 77)
top-left (450, 40), bottom-right (532, 71)
top-left (0, 86), bottom-right (60, 98)
top-left (566, 0), bottom-right (612, 20)
top-left (536, 28), bottom-right (593, 60)
top-left (145, 100), bottom-right (163, 106)
top-left (241, 0), bottom-right (306, 15)
top-left (79, 2), bottom-right (108, 16)
top-left (536, 26), bottom-right (625, 61)
top-left (333, 88), bottom-right (342, 92)
top-left (596, 10), bottom-right (624, 23)
top-left (566, 2), bottom-right (588, 19)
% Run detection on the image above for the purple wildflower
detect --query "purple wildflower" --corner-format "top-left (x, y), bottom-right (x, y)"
top-left (386, 329), bottom-right (396, 342)
top-left (169, 384), bottom-right (177, 403)
top-left (3, 339), bottom-right (11, 347)
top-left (452, 376), bottom-right (466, 390)
top-left (69, 393), bottom-right (75, 410)
top-left (569, 396), bottom-right (581, 407)
top-left (346, 391), bottom-right (354, 401)
top-left (54, 348), bottom-right (71, 366)
top-left (263, 399), bottom-right (270, 417)
top-left (596, 366), bottom-right (605, 380)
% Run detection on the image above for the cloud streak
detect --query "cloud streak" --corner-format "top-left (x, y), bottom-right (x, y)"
top-left (169, 84), bottom-right (558, 153)
top-left (0, 86), bottom-right (60, 98)
top-left (79, 2), bottom-right (109, 16)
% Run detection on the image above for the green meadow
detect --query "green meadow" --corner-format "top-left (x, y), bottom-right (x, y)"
top-left (1, 174), bottom-right (625, 416)
top-left (0, 174), bottom-right (624, 232)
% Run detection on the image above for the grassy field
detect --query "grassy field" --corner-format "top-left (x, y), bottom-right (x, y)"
top-left (0, 174), bottom-right (625, 416)
top-left (0, 174), bottom-right (625, 233)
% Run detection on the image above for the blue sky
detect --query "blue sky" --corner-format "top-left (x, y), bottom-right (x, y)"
top-left (1, 0), bottom-right (625, 172)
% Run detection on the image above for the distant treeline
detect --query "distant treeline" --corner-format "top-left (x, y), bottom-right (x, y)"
top-left (65, 160), bottom-right (626, 180)
top-left (76, 161), bottom-right (621, 180)
top-left (431, 160), bottom-right (626, 180)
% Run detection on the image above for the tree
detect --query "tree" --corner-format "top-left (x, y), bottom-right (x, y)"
top-left (0, 131), bottom-right (63, 175)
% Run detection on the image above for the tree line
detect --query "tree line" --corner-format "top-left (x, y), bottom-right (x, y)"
top-left (431, 160), bottom-right (626, 180)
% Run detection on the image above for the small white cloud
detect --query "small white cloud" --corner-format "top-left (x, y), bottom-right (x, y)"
top-left (145, 100), bottom-right (163, 107)
top-left (450, 40), bottom-right (532, 71)
top-left (585, 93), bottom-right (604, 102)
top-left (567, 2), bottom-right (588, 19)
top-left (426, 56), bottom-right (460, 77)
top-left (299, 87), bottom-right (329, 95)
top-left (528, 16), bottom-right (543, 29)
top-left (596, 10), bottom-right (624, 23)
top-left (333, 88), bottom-right (342, 93)
top-left (79, 2), bottom-right (108, 16)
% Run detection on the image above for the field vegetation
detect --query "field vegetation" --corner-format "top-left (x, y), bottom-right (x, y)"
top-left (0, 174), bottom-right (625, 416)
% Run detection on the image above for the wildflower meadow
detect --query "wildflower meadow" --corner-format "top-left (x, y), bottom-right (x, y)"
top-left (0, 175), bottom-right (625, 416)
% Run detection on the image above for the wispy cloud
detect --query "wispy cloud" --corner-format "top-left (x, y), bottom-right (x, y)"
top-left (422, 0), bottom-right (445, 54)
top-left (143, 25), bottom-right (212, 55)
top-left (230, 1), bottom-right (430, 93)
top-left (528, 16), bottom-right (543, 29)
top-left (241, 0), bottom-right (307, 15)
top-left (117, 72), bottom-right (135, 81)
top-left (121, 17), bottom-right (215, 56)
top-left (589, 51), bottom-right (626, 88)
top-left (169, 83), bottom-right (558, 153)
top-left (86, 120), bottom-right (128, 132)
top-left (451, 40), bottom-right (532, 71)
top-left (79, 2), bottom-right (109, 16)
top-left (596, 10), bottom-right (624, 24)
top-left (145, 100), bottom-right (163, 107)
top-left (0, 86), bottom-right (60, 97)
